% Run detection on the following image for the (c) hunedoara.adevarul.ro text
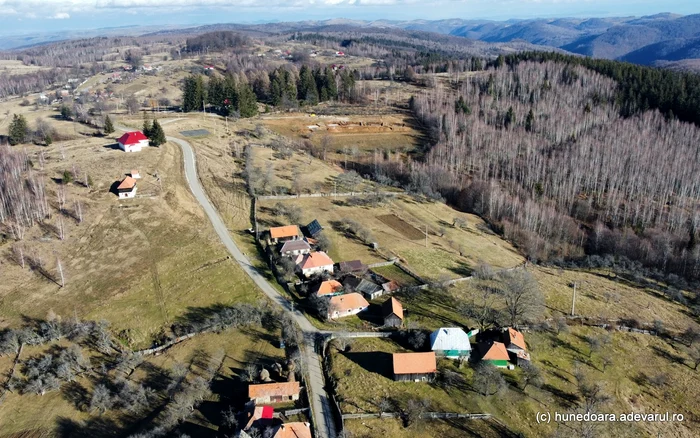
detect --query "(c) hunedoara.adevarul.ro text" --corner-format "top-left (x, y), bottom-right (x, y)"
top-left (536, 411), bottom-right (685, 424)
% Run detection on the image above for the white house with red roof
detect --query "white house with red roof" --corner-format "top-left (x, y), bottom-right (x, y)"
top-left (117, 131), bottom-right (149, 152)
top-left (295, 251), bottom-right (334, 277)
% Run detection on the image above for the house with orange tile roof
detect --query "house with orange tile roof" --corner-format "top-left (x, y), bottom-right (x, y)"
top-left (270, 422), bottom-right (312, 438)
top-left (314, 279), bottom-right (343, 297)
top-left (504, 327), bottom-right (531, 364)
top-left (248, 381), bottom-right (300, 404)
top-left (328, 292), bottom-right (369, 319)
top-left (116, 176), bottom-right (137, 199)
top-left (392, 352), bottom-right (437, 382)
top-left (477, 341), bottom-right (511, 368)
top-left (270, 225), bottom-right (301, 243)
top-left (295, 251), bottom-right (334, 277)
top-left (382, 297), bottom-right (404, 328)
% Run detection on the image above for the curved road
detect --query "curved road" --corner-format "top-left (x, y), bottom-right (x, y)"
top-left (167, 134), bottom-right (337, 438)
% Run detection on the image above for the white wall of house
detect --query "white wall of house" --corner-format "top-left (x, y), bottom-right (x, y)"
top-left (119, 139), bottom-right (149, 152)
top-left (330, 305), bottom-right (367, 319)
top-left (118, 188), bottom-right (137, 199)
top-left (302, 264), bottom-right (334, 277)
top-left (282, 248), bottom-right (310, 257)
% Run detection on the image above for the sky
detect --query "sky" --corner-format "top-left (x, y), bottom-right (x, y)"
top-left (0, 0), bottom-right (699, 35)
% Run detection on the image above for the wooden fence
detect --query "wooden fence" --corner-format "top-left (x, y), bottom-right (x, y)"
top-left (341, 412), bottom-right (492, 420)
top-left (257, 191), bottom-right (397, 200)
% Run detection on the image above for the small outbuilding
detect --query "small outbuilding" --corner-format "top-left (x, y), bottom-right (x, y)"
top-left (117, 176), bottom-right (137, 199)
top-left (504, 327), bottom-right (531, 364)
top-left (248, 381), bottom-right (300, 404)
top-left (338, 260), bottom-right (368, 275)
top-left (392, 352), bottom-right (436, 382)
top-left (382, 297), bottom-right (404, 328)
top-left (430, 328), bottom-right (471, 360)
top-left (117, 131), bottom-right (149, 152)
top-left (131, 169), bottom-right (141, 179)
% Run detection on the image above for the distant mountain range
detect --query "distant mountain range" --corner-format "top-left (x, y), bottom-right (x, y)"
top-left (4, 13), bottom-right (700, 71)
top-left (391, 13), bottom-right (700, 70)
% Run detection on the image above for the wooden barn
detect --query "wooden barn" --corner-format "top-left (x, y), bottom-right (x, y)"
top-left (392, 352), bottom-right (436, 382)
top-left (382, 297), bottom-right (404, 328)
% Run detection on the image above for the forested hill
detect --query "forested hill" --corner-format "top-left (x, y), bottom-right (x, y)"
top-left (371, 61), bottom-right (700, 286)
top-left (497, 52), bottom-right (700, 128)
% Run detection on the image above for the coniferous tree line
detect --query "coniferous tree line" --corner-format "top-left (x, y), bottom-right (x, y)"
top-left (366, 61), bottom-right (700, 283)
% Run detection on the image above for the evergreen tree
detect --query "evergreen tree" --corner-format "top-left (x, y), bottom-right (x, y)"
top-left (8, 114), bottom-right (28, 146)
top-left (504, 106), bottom-right (516, 128)
top-left (104, 115), bottom-right (115, 134)
top-left (223, 74), bottom-right (239, 115)
top-left (44, 134), bottom-right (53, 146)
top-left (208, 76), bottom-right (225, 108)
top-left (60, 105), bottom-right (73, 120)
top-left (142, 117), bottom-right (152, 138)
top-left (298, 65), bottom-right (319, 105)
top-left (149, 119), bottom-right (166, 147)
top-left (237, 82), bottom-right (258, 118)
top-left (324, 67), bottom-right (338, 101)
top-left (269, 69), bottom-right (284, 106)
top-left (182, 75), bottom-right (206, 112)
top-left (525, 109), bottom-right (535, 132)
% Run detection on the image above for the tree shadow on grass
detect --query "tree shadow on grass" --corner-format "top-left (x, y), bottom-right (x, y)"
top-left (541, 383), bottom-right (578, 408)
top-left (357, 303), bottom-right (384, 326)
top-left (61, 381), bottom-right (90, 412)
top-left (650, 345), bottom-right (686, 366)
top-left (342, 351), bottom-right (393, 379)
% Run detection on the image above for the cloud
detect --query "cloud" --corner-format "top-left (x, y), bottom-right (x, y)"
top-left (50, 12), bottom-right (70, 19)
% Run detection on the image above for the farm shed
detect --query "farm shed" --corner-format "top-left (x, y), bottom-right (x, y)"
top-left (392, 352), bottom-right (437, 382)
top-left (430, 328), bottom-right (471, 359)
top-left (382, 297), bottom-right (404, 328)
top-left (338, 259), bottom-right (368, 275)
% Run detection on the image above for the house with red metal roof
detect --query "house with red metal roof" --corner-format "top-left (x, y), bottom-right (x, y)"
top-left (117, 131), bottom-right (149, 152)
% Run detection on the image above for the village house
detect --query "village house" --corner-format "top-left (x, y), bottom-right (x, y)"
top-left (504, 327), bottom-right (531, 364)
top-left (328, 292), bottom-right (369, 319)
top-left (477, 341), bottom-right (511, 368)
top-left (270, 225), bottom-right (301, 243)
top-left (279, 239), bottom-right (311, 257)
top-left (392, 352), bottom-right (437, 382)
top-left (116, 176), bottom-right (137, 199)
top-left (270, 422), bottom-right (312, 438)
top-left (313, 279), bottom-right (343, 297)
top-left (248, 381), bottom-right (300, 404)
top-left (430, 328), bottom-right (471, 360)
top-left (295, 251), bottom-right (334, 277)
top-left (117, 131), bottom-right (149, 152)
top-left (382, 297), bottom-right (404, 328)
